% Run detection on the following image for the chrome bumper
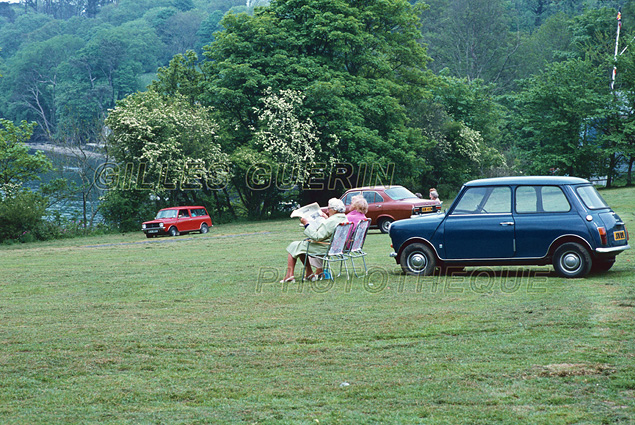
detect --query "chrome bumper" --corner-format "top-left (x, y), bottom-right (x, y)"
top-left (596, 244), bottom-right (630, 254)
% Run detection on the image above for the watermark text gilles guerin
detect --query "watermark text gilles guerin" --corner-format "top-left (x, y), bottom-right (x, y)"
top-left (93, 161), bottom-right (396, 191)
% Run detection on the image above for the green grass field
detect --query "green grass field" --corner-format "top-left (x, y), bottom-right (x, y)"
top-left (1, 187), bottom-right (634, 424)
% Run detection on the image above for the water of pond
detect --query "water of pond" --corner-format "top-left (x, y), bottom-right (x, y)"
top-left (27, 148), bottom-right (105, 225)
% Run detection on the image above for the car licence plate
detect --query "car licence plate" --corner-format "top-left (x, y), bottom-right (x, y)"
top-left (148, 229), bottom-right (158, 233)
top-left (415, 206), bottom-right (433, 213)
top-left (614, 230), bottom-right (626, 241)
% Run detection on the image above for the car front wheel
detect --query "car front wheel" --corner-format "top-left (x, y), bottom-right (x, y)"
top-left (378, 218), bottom-right (394, 234)
top-left (400, 243), bottom-right (437, 276)
top-left (552, 242), bottom-right (592, 278)
top-left (168, 226), bottom-right (179, 237)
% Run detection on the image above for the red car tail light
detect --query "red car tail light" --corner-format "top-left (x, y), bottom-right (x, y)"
top-left (598, 227), bottom-right (608, 245)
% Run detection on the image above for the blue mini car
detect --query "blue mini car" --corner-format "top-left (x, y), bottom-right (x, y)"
top-left (389, 176), bottom-right (630, 278)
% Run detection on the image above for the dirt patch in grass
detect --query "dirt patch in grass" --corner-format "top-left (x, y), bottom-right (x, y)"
top-left (532, 363), bottom-right (616, 378)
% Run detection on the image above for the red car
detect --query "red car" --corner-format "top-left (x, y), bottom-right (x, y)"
top-left (142, 206), bottom-right (212, 238)
top-left (334, 186), bottom-right (442, 233)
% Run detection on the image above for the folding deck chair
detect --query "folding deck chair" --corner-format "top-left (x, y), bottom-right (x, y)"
top-left (345, 218), bottom-right (371, 277)
top-left (302, 221), bottom-right (353, 282)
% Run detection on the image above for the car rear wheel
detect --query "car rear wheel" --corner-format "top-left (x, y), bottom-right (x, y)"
top-left (168, 226), bottom-right (179, 237)
top-left (378, 218), bottom-right (394, 234)
top-left (200, 223), bottom-right (209, 234)
top-left (552, 242), bottom-right (592, 278)
top-left (400, 243), bottom-right (437, 276)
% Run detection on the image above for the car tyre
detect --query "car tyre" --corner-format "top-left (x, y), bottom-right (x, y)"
top-left (400, 243), bottom-right (437, 276)
top-left (168, 226), bottom-right (179, 237)
top-left (146, 234), bottom-right (154, 238)
top-left (552, 242), bottom-right (592, 278)
top-left (378, 218), bottom-right (394, 234)
top-left (200, 223), bottom-right (209, 234)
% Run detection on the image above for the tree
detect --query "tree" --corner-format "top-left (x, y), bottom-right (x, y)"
top-left (0, 35), bottom-right (84, 140)
top-left (178, 0), bottom-right (434, 205)
top-left (103, 88), bottom-right (230, 230)
top-left (0, 119), bottom-right (51, 242)
top-left (512, 58), bottom-right (611, 178)
top-left (420, 0), bottom-right (521, 90)
top-left (0, 119), bottom-right (51, 193)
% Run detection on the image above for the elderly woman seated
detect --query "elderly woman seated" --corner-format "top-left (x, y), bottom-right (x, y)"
top-left (346, 194), bottom-right (368, 230)
top-left (281, 198), bottom-right (348, 283)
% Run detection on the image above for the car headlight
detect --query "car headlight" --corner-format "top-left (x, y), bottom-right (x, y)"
top-left (142, 224), bottom-right (146, 229)
top-left (159, 222), bottom-right (164, 228)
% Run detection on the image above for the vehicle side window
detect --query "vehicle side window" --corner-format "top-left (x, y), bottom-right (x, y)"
top-left (453, 186), bottom-right (511, 214)
top-left (178, 209), bottom-right (189, 218)
top-left (516, 186), bottom-right (538, 213)
top-left (191, 208), bottom-right (206, 217)
top-left (342, 191), bottom-right (360, 206)
top-left (482, 187), bottom-right (511, 213)
top-left (363, 191), bottom-right (376, 204)
top-left (541, 186), bottom-right (570, 212)
top-left (515, 186), bottom-right (570, 213)
top-left (576, 185), bottom-right (609, 209)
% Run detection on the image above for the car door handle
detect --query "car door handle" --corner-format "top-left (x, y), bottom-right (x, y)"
top-left (499, 222), bottom-right (514, 226)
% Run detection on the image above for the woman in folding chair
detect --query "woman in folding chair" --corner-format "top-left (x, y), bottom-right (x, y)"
top-left (281, 198), bottom-right (347, 283)
top-left (346, 195), bottom-right (368, 230)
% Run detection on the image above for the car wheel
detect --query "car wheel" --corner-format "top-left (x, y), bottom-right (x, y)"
top-left (168, 226), bottom-right (179, 237)
top-left (378, 218), bottom-right (394, 234)
top-left (146, 234), bottom-right (154, 238)
top-left (200, 223), bottom-right (209, 234)
top-left (552, 242), bottom-right (592, 278)
top-left (400, 243), bottom-right (437, 276)
top-left (591, 258), bottom-right (615, 273)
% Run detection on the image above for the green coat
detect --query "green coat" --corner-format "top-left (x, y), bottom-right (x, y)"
top-left (286, 213), bottom-right (347, 258)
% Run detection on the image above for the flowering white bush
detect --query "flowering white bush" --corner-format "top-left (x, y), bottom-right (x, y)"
top-left (253, 88), bottom-right (323, 182)
top-left (105, 90), bottom-right (229, 192)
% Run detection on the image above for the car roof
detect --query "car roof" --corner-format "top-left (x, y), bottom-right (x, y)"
top-left (344, 185), bottom-right (404, 191)
top-left (159, 206), bottom-right (207, 210)
top-left (464, 176), bottom-right (590, 187)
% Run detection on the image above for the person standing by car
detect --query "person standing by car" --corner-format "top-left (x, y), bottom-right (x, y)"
top-left (280, 198), bottom-right (348, 283)
top-left (429, 188), bottom-right (441, 203)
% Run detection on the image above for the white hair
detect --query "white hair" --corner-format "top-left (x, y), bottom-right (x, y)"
top-left (327, 198), bottom-right (346, 213)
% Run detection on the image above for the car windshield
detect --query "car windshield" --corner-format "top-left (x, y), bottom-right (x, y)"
top-left (156, 209), bottom-right (177, 219)
top-left (576, 185), bottom-right (609, 209)
top-left (384, 186), bottom-right (417, 200)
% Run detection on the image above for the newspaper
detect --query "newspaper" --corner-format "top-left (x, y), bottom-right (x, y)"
top-left (290, 202), bottom-right (325, 226)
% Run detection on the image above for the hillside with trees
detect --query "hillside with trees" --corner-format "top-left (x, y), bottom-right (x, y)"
top-left (0, 0), bottom-right (634, 239)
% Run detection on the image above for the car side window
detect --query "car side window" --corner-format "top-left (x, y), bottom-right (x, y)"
top-left (482, 187), bottom-right (511, 213)
top-left (541, 186), bottom-right (570, 212)
top-left (453, 186), bottom-right (511, 214)
top-left (191, 208), bottom-right (206, 217)
top-left (343, 191), bottom-right (360, 206)
top-left (178, 209), bottom-right (189, 218)
top-left (515, 186), bottom-right (570, 213)
top-left (363, 191), bottom-right (376, 204)
top-left (516, 186), bottom-right (538, 213)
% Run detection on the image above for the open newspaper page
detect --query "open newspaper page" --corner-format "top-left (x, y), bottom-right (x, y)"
top-left (290, 202), bottom-right (325, 226)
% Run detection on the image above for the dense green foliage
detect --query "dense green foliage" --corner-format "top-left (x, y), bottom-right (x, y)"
top-left (1, 0), bottom-right (635, 238)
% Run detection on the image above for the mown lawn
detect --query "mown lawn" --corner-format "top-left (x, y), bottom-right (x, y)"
top-left (1, 187), bottom-right (634, 424)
